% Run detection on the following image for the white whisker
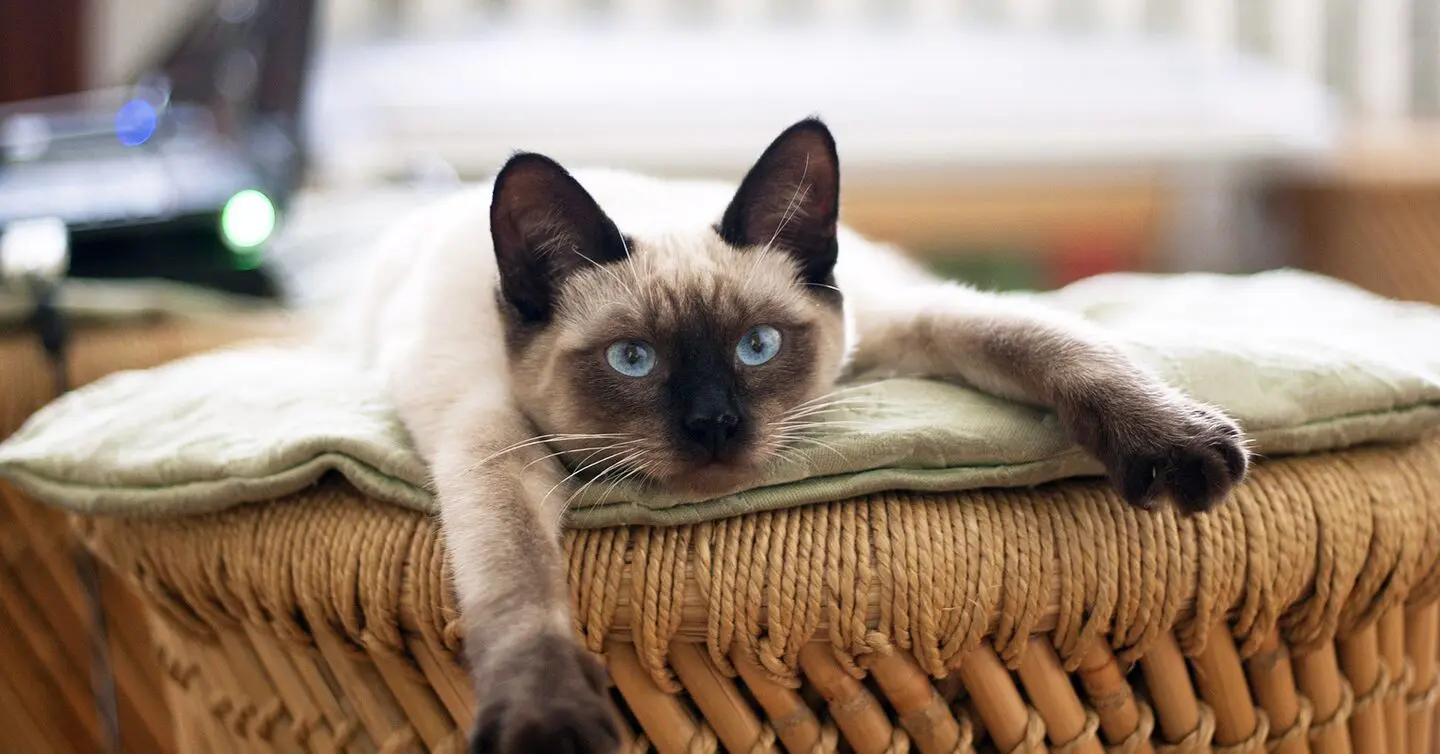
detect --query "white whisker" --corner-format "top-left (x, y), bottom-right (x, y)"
top-left (773, 434), bottom-right (847, 463)
top-left (543, 443), bottom-right (654, 512)
top-left (788, 384), bottom-right (880, 409)
top-left (571, 247), bottom-right (638, 302)
top-left (469, 432), bottom-right (630, 471)
top-left (519, 437), bottom-right (645, 474)
top-left (777, 403), bottom-right (878, 421)
top-left (539, 446), bottom-right (637, 509)
top-left (764, 154), bottom-right (812, 253)
top-left (589, 456), bottom-right (655, 508)
top-left (560, 449), bottom-right (653, 517)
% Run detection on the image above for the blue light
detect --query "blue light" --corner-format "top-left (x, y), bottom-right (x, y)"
top-left (115, 99), bottom-right (157, 146)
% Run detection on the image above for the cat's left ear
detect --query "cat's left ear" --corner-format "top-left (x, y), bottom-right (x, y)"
top-left (719, 117), bottom-right (840, 286)
top-left (490, 153), bottom-right (629, 323)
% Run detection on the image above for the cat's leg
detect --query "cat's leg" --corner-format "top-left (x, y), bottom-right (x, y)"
top-left (430, 392), bottom-right (620, 754)
top-left (847, 282), bottom-right (1248, 512)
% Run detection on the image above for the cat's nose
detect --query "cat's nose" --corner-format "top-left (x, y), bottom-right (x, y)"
top-left (684, 407), bottom-right (741, 453)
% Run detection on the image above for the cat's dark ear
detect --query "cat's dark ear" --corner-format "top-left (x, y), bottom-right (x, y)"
top-left (491, 153), bottom-right (629, 322)
top-left (719, 118), bottom-right (840, 286)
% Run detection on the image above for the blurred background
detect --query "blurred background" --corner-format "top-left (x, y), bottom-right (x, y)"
top-left (2, 3), bottom-right (1440, 753)
top-left (2, 0), bottom-right (1438, 309)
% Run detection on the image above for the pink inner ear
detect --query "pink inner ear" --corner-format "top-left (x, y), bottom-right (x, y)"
top-left (726, 128), bottom-right (839, 245)
top-left (491, 152), bottom-right (630, 320)
top-left (765, 166), bottom-right (838, 238)
top-left (718, 119), bottom-right (841, 285)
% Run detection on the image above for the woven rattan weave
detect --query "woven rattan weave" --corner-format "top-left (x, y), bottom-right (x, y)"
top-left (0, 316), bottom-right (290, 753)
top-left (66, 433), bottom-right (1440, 754)
top-left (1285, 181), bottom-right (1440, 308)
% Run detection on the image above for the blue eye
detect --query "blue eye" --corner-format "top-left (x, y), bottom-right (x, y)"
top-left (737, 325), bottom-right (782, 366)
top-left (606, 340), bottom-right (656, 377)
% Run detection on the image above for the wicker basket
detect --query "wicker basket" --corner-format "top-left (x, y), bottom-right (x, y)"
top-left (64, 432), bottom-right (1440, 754)
top-left (0, 315), bottom-right (289, 754)
top-left (1279, 134), bottom-right (1440, 308)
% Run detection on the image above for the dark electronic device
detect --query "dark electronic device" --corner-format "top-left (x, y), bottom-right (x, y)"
top-left (1, 5), bottom-right (316, 748)
top-left (0, 0), bottom-right (316, 299)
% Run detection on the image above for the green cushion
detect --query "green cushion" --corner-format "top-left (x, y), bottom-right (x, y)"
top-left (3, 269), bottom-right (1439, 528)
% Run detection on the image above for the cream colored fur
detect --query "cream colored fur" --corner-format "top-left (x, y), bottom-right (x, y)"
top-left (340, 159), bottom-right (1246, 754)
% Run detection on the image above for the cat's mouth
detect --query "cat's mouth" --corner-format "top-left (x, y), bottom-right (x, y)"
top-left (558, 436), bottom-right (776, 500)
top-left (684, 465), bottom-right (760, 496)
top-left (647, 433), bottom-right (805, 498)
top-left (650, 457), bottom-right (769, 498)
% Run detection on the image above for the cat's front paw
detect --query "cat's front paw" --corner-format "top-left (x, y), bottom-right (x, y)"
top-left (1067, 393), bottom-right (1249, 514)
top-left (468, 634), bottom-right (620, 754)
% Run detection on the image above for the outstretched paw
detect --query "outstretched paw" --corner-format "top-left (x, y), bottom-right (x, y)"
top-left (1070, 394), bottom-right (1249, 514)
top-left (468, 634), bottom-right (620, 754)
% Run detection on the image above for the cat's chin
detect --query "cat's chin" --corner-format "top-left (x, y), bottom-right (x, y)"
top-left (657, 462), bottom-right (764, 499)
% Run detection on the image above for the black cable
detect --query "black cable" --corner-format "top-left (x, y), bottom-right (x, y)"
top-left (74, 549), bottom-right (121, 754)
top-left (30, 282), bottom-right (69, 395)
top-left (28, 280), bottom-right (121, 754)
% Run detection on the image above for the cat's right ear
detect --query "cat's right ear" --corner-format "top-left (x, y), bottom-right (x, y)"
top-left (490, 153), bottom-right (629, 323)
top-left (719, 118), bottom-right (841, 287)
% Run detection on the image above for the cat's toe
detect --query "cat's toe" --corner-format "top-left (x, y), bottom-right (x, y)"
top-left (1110, 453), bottom-right (1163, 511)
top-left (1163, 439), bottom-right (1244, 514)
top-left (1102, 401), bottom-right (1249, 514)
top-left (469, 697), bottom-right (618, 754)
top-left (468, 636), bottom-right (621, 754)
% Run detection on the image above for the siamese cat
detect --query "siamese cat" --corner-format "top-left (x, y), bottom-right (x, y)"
top-left (346, 118), bottom-right (1248, 753)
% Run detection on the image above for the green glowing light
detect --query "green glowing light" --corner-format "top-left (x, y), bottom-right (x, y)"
top-left (220, 189), bottom-right (276, 254)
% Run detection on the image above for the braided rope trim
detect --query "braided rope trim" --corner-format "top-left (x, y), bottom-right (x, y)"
top-left (684, 722), bottom-right (720, 753)
top-left (882, 728), bottom-right (912, 754)
top-left (948, 705), bottom-right (976, 754)
top-left (83, 438), bottom-right (1440, 687)
top-left (997, 709), bottom-right (1047, 754)
top-left (1387, 661), bottom-right (1416, 704)
top-left (1408, 664), bottom-right (1440, 713)
top-left (808, 722), bottom-right (841, 754)
top-left (1307, 678), bottom-right (1355, 743)
top-left (744, 723), bottom-right (779, 754)
top-left (1107, 699), bottom-right (1156, 754)
top-left (1213, 707), bottom-right (1270, 754)
top-left (1265, 696), bottom-right (1313, 753)
top-left (1351, 663), bottom-right (1392, 717)
top-left (1156, 702), bottom-right (1215, 754)
top-left (1052, 710), bottom-right (1101, 754)
top-left (376, 727), bottom-right (418, 753)
top-left (62, 435), bottom-right (1440, 754)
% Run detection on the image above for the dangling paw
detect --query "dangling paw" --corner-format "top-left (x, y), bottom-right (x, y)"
top-left (1067, 393), bottom-right (1249, 513)
top-left (467, 633), bottom-right (620, 754)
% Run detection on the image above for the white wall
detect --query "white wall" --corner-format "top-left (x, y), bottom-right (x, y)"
top-left (82, 0), bottom-right (1440, 120)
top-left (319, 0), bottom-right (1440, 121)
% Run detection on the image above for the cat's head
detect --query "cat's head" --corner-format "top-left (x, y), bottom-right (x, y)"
top-left (493, 118), bottom-right (850, 497)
